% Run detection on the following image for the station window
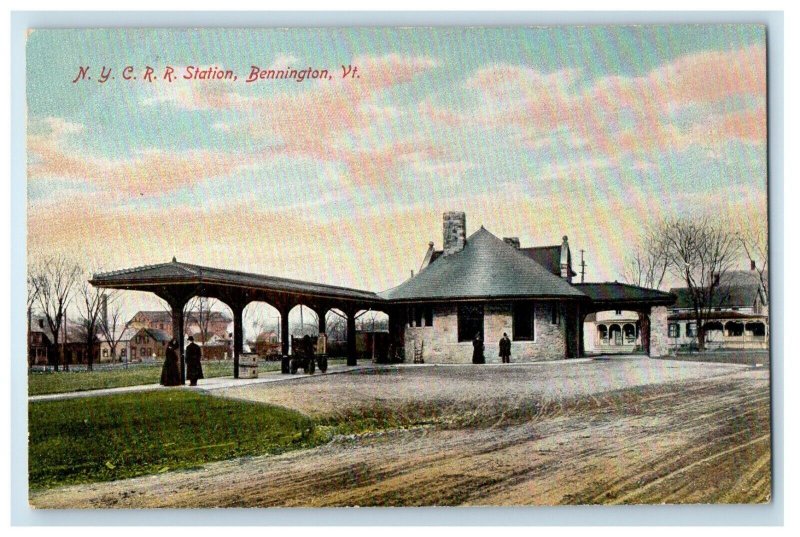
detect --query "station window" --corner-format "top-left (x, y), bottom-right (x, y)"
top-left (458, 304), bottom-right (484, 342)
top-left (550, 304), bottom-right (560, 325)
top-left (409, 305), bottom-right (434, 327)
top-left (513, 302), bottom-right (535, 341)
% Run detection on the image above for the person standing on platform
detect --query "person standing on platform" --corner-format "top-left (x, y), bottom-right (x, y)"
top-left (185, 336), bottom-right (204, 386)
top-left (160, 340), bottom-right (182, 386)
top-left (499, 332), bottom-right (511, 364)
top-left (472, 333), bottom-right (485, 364)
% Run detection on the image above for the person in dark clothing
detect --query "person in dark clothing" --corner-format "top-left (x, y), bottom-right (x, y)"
top-left (499, 332), bottom-right (511, 364)
top-left (160, 340), bottom-right (182, 386)
top-left (185, 336), bottom-right (204, 386)
top-left (472, 333), bottom-right (485, 364)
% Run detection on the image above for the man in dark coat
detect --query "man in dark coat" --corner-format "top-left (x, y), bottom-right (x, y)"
top-left (499, 332), bottom-right (511, 364)
top-left (472, 333), bottom-right (485, 364)
top-left (160, 340), bottom-right (182, 386)
top-left (185, 336), bottom-right (204, 386)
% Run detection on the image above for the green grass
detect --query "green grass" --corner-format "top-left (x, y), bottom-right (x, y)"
top-left (28, 390), bottom-right (320, 491)
top-left (28, 361), bottom-right (281, 396)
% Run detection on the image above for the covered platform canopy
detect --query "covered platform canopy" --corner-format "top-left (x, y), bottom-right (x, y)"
top-left (573, 282), bottom-right (675, 313)
top-left (90, 256), bottom-right (676, 377)
top-left (90, 258), bottom-right (388, 380)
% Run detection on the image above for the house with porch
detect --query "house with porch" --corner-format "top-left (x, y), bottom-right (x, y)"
top-left (583, 310), bottom-right (643, 355)
top-left (667, 267), bottom-right (768, 351)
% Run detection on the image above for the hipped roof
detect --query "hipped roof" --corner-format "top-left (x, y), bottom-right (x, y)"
top-left (380, 227), bottom-right (586, 302)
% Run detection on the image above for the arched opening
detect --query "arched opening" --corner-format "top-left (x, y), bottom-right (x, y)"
top-left (355, 309), bottom-right (390, 362)
top-left (597, 324), bottom-right (608, 342)
top-left (182, 295), bottom-right (234, 361)
top-left (324, 309), bottom-right (348, 358)
top-left (243, 301), bottom-right (282, 360)
top-left (745, 322), bottom-right (766, 337)
top-left (623, 323), bottom-right (636, 344)
top-left (609, 324), bottom-right (622, 346)
top-left (725, 321), bottom-right (744, 337)
top-left (287, 304), bottom-right (322, 355)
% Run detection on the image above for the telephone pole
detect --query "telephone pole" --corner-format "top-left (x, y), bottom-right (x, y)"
top-left (580, 249), bottom-right (587, 283)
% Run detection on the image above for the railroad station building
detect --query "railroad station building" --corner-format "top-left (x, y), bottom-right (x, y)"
top-left (89, 211), bottom-right (675, 377)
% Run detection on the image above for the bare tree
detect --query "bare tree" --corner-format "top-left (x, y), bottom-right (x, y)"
top-left (326, 310), bottom-right (347, 341)
top-left (30, 255), bottom-right (81, 371)
top-left (99, 293), bottom-right (131, 364)
top-left (623, 221), bottom-right (670, 291)
top-left (736, 218), bottom-right (769, 304)
top-left (27, 268), bottom-right (41, 366)
top-left (661, 217), bottom-right (740, 351)
top-left (75, 276), bottom-right (109, 371)
top-left (185, 296), bottom-right (224, 343)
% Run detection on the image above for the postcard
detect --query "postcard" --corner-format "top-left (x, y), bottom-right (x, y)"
top-left (25, 25), bottom-right (770, 508)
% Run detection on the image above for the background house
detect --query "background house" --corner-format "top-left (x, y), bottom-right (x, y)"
top-left (28, 315), bottom-right (54, 366)
top-left (126, 327), bottom-right (171, 362)
top-left (667, 266), bottom-right (768, 351)
top-left (583, 310), bottom-right (643, 354)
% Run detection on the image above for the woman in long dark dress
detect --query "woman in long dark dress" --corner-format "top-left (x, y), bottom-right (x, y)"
top-left (160, 340), bottom-right (182, 386)
top-left (472, 333), bottom-right (485, 364)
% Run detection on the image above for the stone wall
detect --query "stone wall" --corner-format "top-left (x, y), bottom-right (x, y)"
top-left (648, 305), bottom-right (669, 357)
top-left (404, 302), bottom-right (568, 363)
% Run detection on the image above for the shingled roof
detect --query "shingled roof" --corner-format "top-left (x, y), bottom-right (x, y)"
top-left (380, 227), bottom-right (586, 302)
top-left (574, 282), bottom-right (675, 305)
top-left (668, 285), bottom-right (762, 309)
top-left (519, 246), bottom-right (577, 277)
top-left (428, 244), bottom-right (577, 277)
top-left (91, 259), bottom-right (382, 302)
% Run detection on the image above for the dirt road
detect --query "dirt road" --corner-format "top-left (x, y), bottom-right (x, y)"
top-left (30, 359), bottom-right (771, 507)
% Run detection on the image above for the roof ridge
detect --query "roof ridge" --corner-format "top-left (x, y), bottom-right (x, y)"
top-left (177, 261), bottom-right (378, 295)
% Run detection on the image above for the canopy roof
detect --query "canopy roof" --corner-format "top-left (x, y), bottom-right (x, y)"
top-left (574, 282), bottom-right (675, 306)
top-left (91, 259), bottom-right (383, 304)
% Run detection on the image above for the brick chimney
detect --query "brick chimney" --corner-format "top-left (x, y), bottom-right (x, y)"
top-left (503, 237), bottom-right (520, 249)
top-left (443, 211), bottom-right (466, 256)
top-left (560, 236), bottom-right (572, 282)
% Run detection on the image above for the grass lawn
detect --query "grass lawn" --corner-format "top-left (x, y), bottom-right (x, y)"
top-left (28, 361), bottom-right (281, 396)
top-left (28, 390), bottom-right (321, 490)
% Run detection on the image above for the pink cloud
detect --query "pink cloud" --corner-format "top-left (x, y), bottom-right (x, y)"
top-left (138, 55), bottom-right (443, 187)
top-left (457, 46), bottom-right (766, 157)
top-left (28, 118), bottom-right (255, 196)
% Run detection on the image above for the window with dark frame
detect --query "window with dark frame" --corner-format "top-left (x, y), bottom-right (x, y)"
top-left (550, 303), bottom-right (560, 325)
top-left (668, 323), bottom-right (680, 338)
top-left (409, 305), bottom-right (434, 327)
top-left (686, 322), bottom-right (697, 337)
top-left (423, 306), bottom-right (433, 327)
top-left (513, 302), bottom-right (535, 341)
top-left (457, 304), bottom-right (484, 342)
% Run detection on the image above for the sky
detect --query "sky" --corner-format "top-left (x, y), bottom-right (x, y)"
top-left (26, 26), bottom-right (768, 317)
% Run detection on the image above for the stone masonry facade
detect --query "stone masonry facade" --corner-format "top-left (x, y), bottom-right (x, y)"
top-left (648, 305), bottom-right (669, 357)
top-left (404, 302), bottom-right (569, 364)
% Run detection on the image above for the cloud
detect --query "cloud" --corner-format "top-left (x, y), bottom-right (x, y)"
top-left (138, 54), bottom-right (442, 187)
top-left (28, 117), bottom-right (255, 196)
top-left (455, 45), bottom-right (766, 158)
